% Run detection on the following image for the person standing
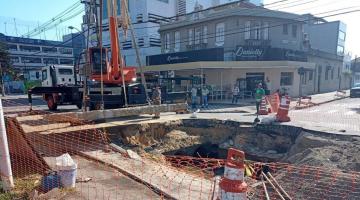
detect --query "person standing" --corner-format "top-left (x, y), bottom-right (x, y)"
top-left (201, 85), bottom-right (209, 108)
top-left (255, 83), bottom-right (265, 114)
top-left (265, 77), bottom-right (272, 95)
top-left (152, 85), bottom-right (161, 119)
top-left (191, 86), bottom-right (198, 109)
top-left (232, 84), bottom-right (240, 104)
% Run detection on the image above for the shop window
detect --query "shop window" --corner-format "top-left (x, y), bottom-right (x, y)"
top-left (280, 72), bottom-right (293, 86)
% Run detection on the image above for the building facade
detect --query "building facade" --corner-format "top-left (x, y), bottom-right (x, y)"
top-left (0, 33), bottom-right (74, 81)
top-left (83, 0), bottom-right (182, 67)
top-left (146, 2), bottom-right (350, 97)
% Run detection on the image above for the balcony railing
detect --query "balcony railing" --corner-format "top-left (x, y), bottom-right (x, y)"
top-left (245, 39), bottom-right (271, 47)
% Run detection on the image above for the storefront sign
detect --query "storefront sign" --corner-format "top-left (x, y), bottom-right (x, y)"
top-left (235, 46), bottom-right (307, 62)
top-left (147, 48), bottom-right (224, 66)
top-left (235, 47), bottom-right (263, 58)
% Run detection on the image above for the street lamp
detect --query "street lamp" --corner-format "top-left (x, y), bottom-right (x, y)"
top-left (68, 26), bottom-right (81, 32)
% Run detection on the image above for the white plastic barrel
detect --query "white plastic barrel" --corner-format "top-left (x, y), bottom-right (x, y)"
top-left (56, 153), bottom-right (77, 188)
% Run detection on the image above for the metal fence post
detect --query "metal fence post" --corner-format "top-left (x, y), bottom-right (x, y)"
top-left (0, 99), bottom-right (14, 190)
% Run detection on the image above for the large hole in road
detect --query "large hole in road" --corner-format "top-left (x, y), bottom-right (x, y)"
top-left (106, 119), bottom-right (360, 172)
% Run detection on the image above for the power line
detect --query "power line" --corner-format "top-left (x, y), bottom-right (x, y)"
top-left (20, 7), bottom-right (359, 60)
top-left (21, 1), bottom-right (82, 38)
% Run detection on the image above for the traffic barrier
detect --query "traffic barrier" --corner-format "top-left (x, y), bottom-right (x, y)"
top-left (296, 96), bottom-right (316, 109)
top-left (218, 148), bottom-right (247, 200)
top-left (266, 93), bottom-right (280, 113)
top-left (258, 97), bottom-right (269, 115)
top-left (276, 95), bottom-right (291, 122)
top-left (335, 90), bottom-right (347, 98)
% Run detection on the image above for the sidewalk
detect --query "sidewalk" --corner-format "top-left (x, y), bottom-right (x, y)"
top-left (208, 90), bottom-right (350, 110)
top-left (290, 90), bottom-right (350, 110)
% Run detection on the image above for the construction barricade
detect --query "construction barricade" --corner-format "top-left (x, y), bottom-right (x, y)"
top-left (296, 96), bottom-right (317, 109)
top-left (276, 95), bottom-right (291, 122)
top-left (335, 90), bottom-right (347, 98)
top-left (218, 148), bottom-right (247, 200)
top-left (258, 97), bottom-right (269, 115)
top-left (266, 93), bottom-right (280, 113)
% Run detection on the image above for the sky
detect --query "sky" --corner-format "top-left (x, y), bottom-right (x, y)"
top-left (0, 0), bottom-right (83, 40)
top-left (0, 0), bottom-right (359, 56)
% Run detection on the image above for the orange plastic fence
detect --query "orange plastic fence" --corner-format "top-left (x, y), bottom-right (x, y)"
top-left (1, 99), bottom-right (360, 199)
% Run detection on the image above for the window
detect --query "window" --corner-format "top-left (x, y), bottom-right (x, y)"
top-left (58, 68), bottom-right (73, 75)
top-left (339, 31), bottom-right (346, 41)
top-left (325, 69), bottom-right (329, 80)
top-left (188, 29), bottom-right (194, 45)
top-left (20, 45), bottom-right (40, 52)
top-left (10, 57), bottom-right (19, 63)
top-left (42, 69), bottom-right (47, 81)
top-left (254, 22), bottom-right (261, 40)
top-left (59, 59), bottom-right (74, 65)
top-left (157, 0), bottom-right (169, 3)
top-left (7, 44), bottom-right (17, 51)
top-left (280, 72), bottom-right (293, 86)
top-left (245, 21), bottom-right (251, 39)
top-left (301, 73), bottom-right (307, 84)
top-left (165, 33), bottom-right (170, 52)
top-left (203, 26), bottom-right (208, 43)
top-left (195, 27), bottom-right (201, 44)
top-left (292, 25), bottom-right (297, 38)
top-left (21, 57), bottom-right (41, 64)
top-left (59, 48), bottom-right (73, 55)
top-left (309, 71), bottom-right (313, 81)
top-left (263, 22), bottom-right (269, 40)
top-left (337, 45), bottom-right (344, 55)
top-left (338, 67), bottom-right (340, 78)
top-left (283, 24), bottom-right (288, 35)
top-left (43, 47), bottom-right (58, 53)
top-left (174, 31), bottom-right (180, 52)
top-left (43, 58), bottom-right (58, 65)
top-left (331, 68), bottom-right (334, 80)
top-left (215, 22), bottom-right (225, 46)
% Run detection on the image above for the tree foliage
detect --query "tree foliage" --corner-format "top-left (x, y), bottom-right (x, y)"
top-left (0, 41), bottom-right (16, 79)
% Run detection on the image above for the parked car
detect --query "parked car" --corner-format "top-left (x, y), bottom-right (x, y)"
top-left (350, 83), bottom-right (360, 98)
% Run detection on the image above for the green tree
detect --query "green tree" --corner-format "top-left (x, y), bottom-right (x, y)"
top-left (0, 41), bottom-right (14, 96)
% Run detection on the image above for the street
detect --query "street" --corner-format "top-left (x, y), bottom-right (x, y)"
top-left (289, 98), bottom-right (360, 133)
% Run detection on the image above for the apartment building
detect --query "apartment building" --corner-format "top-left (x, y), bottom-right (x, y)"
top-left (146, 2), bottom-right (349, 97)
top-left (0, 33), bottom-right (74, 81)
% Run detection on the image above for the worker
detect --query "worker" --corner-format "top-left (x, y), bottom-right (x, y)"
top-left (265, 77), bottom-right (272, 95)
top-left (201, 85), bottom-right (209, 108)
top-left (232, 84), bottom-right (240, 104)
top-left (255, 83), bottom-right (265, 114)
top-left (152, 85), bottom-right (161, 119)
top-left (191, 86), bottom-right (198, 110)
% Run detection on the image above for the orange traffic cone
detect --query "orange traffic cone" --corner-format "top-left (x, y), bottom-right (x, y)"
top-left (258, 97), bottom-right (268, 115)
top-left (276, 95), bottom-right (291, 122)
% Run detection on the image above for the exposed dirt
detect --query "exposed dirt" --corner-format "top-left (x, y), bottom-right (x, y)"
top-left (108, 119), bottom-right (360, 172)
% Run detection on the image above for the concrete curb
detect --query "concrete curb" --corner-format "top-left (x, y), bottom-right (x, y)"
top-left (291, 96), bottom-right (349, 110)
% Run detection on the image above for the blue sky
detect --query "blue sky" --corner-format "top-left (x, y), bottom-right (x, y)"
top-left (0, 0), bottom-right (359, 56)
top-left (0, 0), bottom-right (83, 40)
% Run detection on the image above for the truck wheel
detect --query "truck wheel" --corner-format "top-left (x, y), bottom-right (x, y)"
top-left (76, 103), bottom-right (83, 109)
top-left (47, 96), bottom-right (57, 111)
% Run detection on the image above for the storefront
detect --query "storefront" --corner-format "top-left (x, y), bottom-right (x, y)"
top-left (144, 61), bottom-right (316, 97)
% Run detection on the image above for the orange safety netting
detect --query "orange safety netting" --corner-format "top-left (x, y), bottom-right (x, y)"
top-left (1, 98), bottom-right (360, 199)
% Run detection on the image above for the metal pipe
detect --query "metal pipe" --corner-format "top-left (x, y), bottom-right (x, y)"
top-left (0, 99), bottom-right (14, 190)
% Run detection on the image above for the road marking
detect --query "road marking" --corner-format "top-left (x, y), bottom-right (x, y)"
top-left (344, 111), bottom-right (356, 116)
top-left (326, 110), bottom-right (338, 114)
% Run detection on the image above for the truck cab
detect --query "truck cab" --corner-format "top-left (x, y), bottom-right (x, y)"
top-left (41, 65), bottom-right (77, 87)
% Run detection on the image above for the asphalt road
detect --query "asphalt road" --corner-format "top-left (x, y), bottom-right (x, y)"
top-left (289, 98), bottom-right (360, 133)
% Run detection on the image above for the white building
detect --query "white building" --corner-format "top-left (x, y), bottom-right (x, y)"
top-left (83, 0), bottom-right (181, 67)
top-left (188, 0), bottom-right (264, 12)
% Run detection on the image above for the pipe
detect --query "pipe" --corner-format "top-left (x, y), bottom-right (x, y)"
top-left (0, 99), bottom-right (14, 190)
